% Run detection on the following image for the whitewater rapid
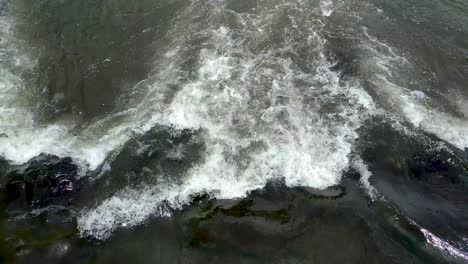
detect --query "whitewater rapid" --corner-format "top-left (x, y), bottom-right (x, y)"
top-left (1, 0), bottom-right (467, 241)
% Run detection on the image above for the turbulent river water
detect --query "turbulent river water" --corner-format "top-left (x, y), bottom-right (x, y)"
top-left (0, 0), bottom-right (467, 263)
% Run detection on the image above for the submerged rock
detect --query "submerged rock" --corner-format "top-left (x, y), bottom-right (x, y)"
top-left (186, 197), bottom-right (290, 248)
top-left (296, 186), bottom-right (346, 200)
top-left (1, 155), bottom-right (78, 213)
top-left (0, 155), bottom-right (79, 260)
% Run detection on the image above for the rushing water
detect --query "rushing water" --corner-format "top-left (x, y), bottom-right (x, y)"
top-left (0, 0), bottom-right (467, 263)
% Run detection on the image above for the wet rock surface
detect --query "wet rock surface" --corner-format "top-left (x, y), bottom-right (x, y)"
top-left (0, 155), bottom-right (78, 262)
top-left (1, 155), bottom-right (78, 212)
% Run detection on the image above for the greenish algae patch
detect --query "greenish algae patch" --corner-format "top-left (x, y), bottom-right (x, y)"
top-left (0, 183), bottom-right (77, 261)
top-left (187, 199), bottom-right (290, 247)
top-left (200, 200), bottom-right (290, 224)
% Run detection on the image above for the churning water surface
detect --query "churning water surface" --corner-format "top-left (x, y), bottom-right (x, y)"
top-left (0, 0), bottom-right (467, 263)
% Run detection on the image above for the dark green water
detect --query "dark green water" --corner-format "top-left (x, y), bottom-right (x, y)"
top-left (0, 0), bottom-right (467, 263)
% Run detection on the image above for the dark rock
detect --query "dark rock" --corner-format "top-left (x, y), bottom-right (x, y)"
top-left (0, 155), bottom-right (78, 216)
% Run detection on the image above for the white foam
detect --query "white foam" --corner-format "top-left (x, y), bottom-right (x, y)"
top-left (352, 158), bottom-right (378, 200)
top-left (78, 1), bottom-right (377, 240)
top-left (0, 6), bottom-right (186, 171)
top-left (0, 14), bottom-right (72, 165)
top-left (78, 183), bottom-right (179, 239)
top-left (0, 0), bottom-right (462, 243)
top-left (320, 0), bottom-right (334, 17)
top-left (360, 30), bottom-right (468, 151)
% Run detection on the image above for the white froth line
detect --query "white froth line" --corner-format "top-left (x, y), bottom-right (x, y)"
top-left (409, 220), bottom-right (468, 261)
top-left (352, 158), bottom-right (378, 200)
top-left (375, 75), bottom-right (468, 151)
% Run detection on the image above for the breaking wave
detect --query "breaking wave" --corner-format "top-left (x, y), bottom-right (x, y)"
top-left (1, 0), bottom-right (467, 241)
